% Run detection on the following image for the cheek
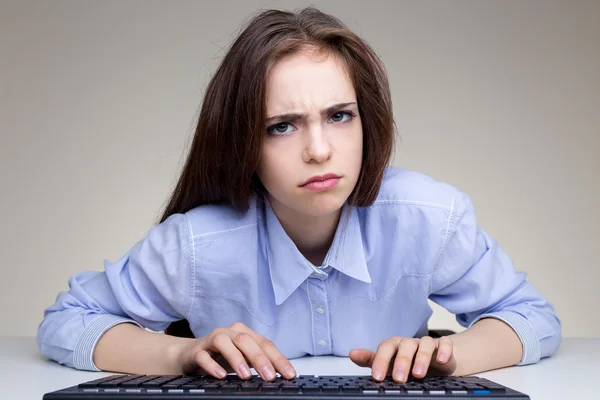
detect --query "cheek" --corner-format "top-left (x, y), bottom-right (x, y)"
top-left (258, 142), bottom-right (295, 185)
top-left (336, 125), bottom-right (363, 158)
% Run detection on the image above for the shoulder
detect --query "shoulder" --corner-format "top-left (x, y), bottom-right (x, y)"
top-left (371, 167), bottom-right (470, 215)
top-left (356, 167), bottom-right (476, 277)
top-left (183, 197), bottom-right (259, 240)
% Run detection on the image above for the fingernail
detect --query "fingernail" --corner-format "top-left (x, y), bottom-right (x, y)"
top-left (392, 369), bottom-right (404, 381)
top-left (373, 369), bottom-right (384, 381)
top-left (284, 365), bottom-right (296, 379)
top-left (438, 353), bottom-right (448, 363)
top-left (215, 366), bottom-right (227, 378)
top-left (262, 366), bottom-right (275, 381)
top-left (239, 364), bottom-right (251, 379)
top-left (413, 363), bottom-right (425, 376)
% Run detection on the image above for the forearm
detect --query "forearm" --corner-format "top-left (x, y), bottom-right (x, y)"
top-left (94, 323), bottom-right (195, 375)
top-left (449, 318), bottom-right (523, 376)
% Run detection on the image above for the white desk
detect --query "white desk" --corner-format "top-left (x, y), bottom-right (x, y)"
top-left (1, 337), bottom-right (597, 399)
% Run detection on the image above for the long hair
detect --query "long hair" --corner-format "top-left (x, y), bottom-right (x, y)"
top-left (161, 7), bottom-right (396, 338)
top-left (158, 7), bottom-right (394, 225)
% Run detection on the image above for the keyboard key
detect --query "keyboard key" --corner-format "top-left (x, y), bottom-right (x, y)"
top-left (221, 385), bottom-right (239, 392)
top-left (261, 383), bottom-right (281, 392)
top-left (388, 383), bottom-right (410, 389)
top-left (282, 384), bottom-right (301, 393)
top-left (464, 384), bottom-right (486, 390)
top-left (181, 384), bottom-right (203, 389)
top-left (202, 383), bottom-right (221, 393)
top-left (482, 384), bottom-right (507, 393)
top-left (78, 375), bottom-right (128, 388)
top-left (342, 386), bottom-right (361, 393)
top-left (302, 384), bottom-right (320, 393)
top-left (121, 376), bottom-right (159, 388)
top-left (140, 376), bottom-right (180, 387)
top-left (97, 375), bottom-right (143, 388)
top-left (162, 376), bottom-right (197, 388)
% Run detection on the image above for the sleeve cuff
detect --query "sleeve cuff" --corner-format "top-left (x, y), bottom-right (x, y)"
top-left (468, 310), bottom-right (540, 366)
top-left (73, 314), bottom-right (143, 371)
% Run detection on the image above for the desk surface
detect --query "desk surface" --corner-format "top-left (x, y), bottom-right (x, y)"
top-left (1, 337), bottom-right (597, 399)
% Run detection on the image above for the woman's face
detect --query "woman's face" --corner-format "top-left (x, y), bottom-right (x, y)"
top-left (256, 49), bottom-right (363, 218)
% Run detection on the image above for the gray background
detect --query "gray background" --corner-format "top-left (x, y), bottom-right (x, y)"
top-left (1, 0), bottom-right (598, 338)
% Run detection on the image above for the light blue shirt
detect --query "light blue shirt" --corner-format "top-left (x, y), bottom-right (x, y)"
top-left (37, 167), bottom-right (561, 371)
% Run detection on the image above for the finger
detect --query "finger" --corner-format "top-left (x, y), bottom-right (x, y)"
top-left (410, 336), bottom-right (436, 379)
top-left (231, 332), bottom-right (278, 381)
top-left (435, 336), bottom-right (454, 364)
top-left (257, 337), bottom-right (297, 380)
top-left (194, 349), bottom-right (228, 379)
top-left (349, 349), bottom-right (376, 367)
top-left (391, 338), bottom-right (420, 383)
top-left (372, 338), bottom-right (401, 381)
top-left (230, 323), bottom-right (296, 380)
top-left (209, 331), bottom-right (253, 379)
top-left (211, 352), bottom-right (245, 373)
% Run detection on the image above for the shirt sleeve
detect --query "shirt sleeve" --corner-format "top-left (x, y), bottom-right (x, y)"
top-left (36, 213), bottom-right (193, 371)
top-left (428, 192), bottom-right (562, 366)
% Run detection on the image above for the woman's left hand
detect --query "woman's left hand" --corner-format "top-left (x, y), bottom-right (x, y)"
top-left (349, 336), bottom-right (457, 383)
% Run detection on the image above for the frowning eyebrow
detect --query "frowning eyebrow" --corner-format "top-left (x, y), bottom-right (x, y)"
top-left (265, 102), bottom-right (357, 125)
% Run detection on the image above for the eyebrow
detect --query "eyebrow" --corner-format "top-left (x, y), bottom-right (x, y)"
top-left (265, 102), bottom-right (357, 125)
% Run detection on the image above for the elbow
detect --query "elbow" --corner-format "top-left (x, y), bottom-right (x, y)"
top-left (539, 314), bottom-right (562, 359)
top-left (36, 308), bottom-right (55, 355)
top-left (36, 311), bottom-right (57, 362)
top-left (36, 307), bottom-right (78, 368)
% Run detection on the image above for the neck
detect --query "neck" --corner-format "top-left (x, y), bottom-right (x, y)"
top-left (268, 196), bottom-right (342, 266)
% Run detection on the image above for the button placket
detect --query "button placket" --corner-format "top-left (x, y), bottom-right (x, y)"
top-left (307, 277), bottom-right (331, 355)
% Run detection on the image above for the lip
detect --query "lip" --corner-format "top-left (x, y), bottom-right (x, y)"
top-left (300, 173), bottom-right (342, 191)
top-left (300, 173), bottom-right (342, 186)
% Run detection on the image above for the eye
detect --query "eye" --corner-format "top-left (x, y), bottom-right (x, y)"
top-left (329, 111), bottom-right (354, 123)
top-left (267, 122), bottom-right (295, 135)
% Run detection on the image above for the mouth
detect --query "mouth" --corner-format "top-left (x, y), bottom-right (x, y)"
top-left (300, 173), bottom-right (343, 191)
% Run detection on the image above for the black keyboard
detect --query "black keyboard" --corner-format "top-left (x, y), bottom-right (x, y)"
top-left (43, 374), bottom-right (529, 399)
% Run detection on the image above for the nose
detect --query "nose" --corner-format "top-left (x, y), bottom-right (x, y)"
top-left (302, 125), bottom-right (332, 163)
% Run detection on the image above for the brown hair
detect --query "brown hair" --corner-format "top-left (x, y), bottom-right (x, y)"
top-left (162, 7), bottom-right (396, 338)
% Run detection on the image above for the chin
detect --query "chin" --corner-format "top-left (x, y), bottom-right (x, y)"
top-left (298, 193), bottom-right (348, 217)
top-left (268, 186), bottom-right (351, 218)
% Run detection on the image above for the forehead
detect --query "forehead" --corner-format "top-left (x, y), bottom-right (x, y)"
top-left (265, 49), bottom-right (356, 113)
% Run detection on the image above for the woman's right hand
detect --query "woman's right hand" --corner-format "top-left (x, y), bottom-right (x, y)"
top-left (174, 322), bottom-right (296, 381)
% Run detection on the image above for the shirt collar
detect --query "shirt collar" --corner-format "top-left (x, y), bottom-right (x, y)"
top-left (262, 197), bottom-right (371, 306)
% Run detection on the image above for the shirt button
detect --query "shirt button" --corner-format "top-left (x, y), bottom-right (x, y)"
top-left (318, 340), bottom-right (327, 346)
top-left (316, 306), bottom-right (325, 315)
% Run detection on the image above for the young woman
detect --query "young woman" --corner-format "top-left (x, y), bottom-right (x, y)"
top-left (37, 7), bottom-right (561, 384)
